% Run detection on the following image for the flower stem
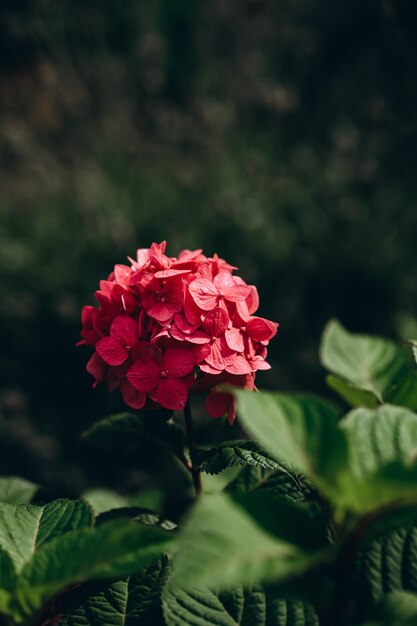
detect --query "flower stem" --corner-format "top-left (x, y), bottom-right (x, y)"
top-left (184, 399), bottom-right (202, 497)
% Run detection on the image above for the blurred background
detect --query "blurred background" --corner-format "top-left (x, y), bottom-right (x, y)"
top-left (1, 0), bottom-right (417, 506)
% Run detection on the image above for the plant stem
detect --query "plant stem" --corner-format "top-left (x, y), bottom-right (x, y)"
top-left (184, 399), bottom-right (202, 497)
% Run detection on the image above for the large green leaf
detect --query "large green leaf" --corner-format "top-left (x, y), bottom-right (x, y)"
top-left (13, 519), bottom-right (173, 619)
top-left (163, 585), bottom-right (318, 626)
top-left (61, 555), bottom-right (169, 626)
top-left (83, 412), bottom-right (184, 457)
top-left (352, 507), bottom-right (417, 615)
top-left (335, 405), bottom-right (417, 514)
top-left (320, 319), bottom-right (409, 403)
top-left (0, 477), bottom-right (39, 505)
top-left (341, 405), bottom-right (417, 476)
top-left (191, 441), bottom-right (284, 475)
top-left (0, 499), bottom-right (93, 572)
top-left (234, 390), bottom-right (346, 500)
top-left (169, 492), bottom-right (330, 591)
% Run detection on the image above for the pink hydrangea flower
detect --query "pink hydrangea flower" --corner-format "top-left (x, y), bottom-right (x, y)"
top-left (79, 241), bottom-right (279, 423)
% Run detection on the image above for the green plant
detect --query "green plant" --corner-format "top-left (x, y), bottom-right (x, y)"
top-left (1, 320), bottom-right (417, 624)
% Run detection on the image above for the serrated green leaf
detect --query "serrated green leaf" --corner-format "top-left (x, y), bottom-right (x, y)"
top-left (320, 319), bottom-right (409, 403)
top-left (83, 412), bottom-right (183, 457)
top-left (0, 477), bottom-right (39, 504)
top-left (341, 405), bottom-right (417, 476)
top-left (234, 390), bottom-right (346, 501)
top-left (353, 509), bottom-right (417, 617)
top-left (335, 405), bottom-right (417, 514)
top-left (96, 507), bottom-right (177, 531)
top-left (226, 466), bottom-right (314, 504)
top-left (191, 441), bottom-right (284, 475)
top-left (61, 555), bottom-right (170, 626)
top-left (13, 519), bottom-right (173, 619)
top-left (0, 499), bottom-right (93, 572)
top-left (170, 492), bottom-right (330, 591)
top-left (163, 585), bottom-right (318, 626)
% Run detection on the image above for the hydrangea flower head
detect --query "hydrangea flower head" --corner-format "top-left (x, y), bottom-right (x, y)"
top-left (79, 242), bottom-right (278, 424)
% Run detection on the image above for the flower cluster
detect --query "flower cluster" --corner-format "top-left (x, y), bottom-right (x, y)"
top-left (78, 242), bottom-right (278, 424)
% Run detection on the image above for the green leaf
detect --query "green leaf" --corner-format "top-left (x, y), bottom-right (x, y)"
top-left (169, 492), bottom-right (330, 591)
top-left (83, 412), bottom-right (183, 457)
top-left (0, 548), bottom-right (16, 613)
top-left (83, 489), bottom-right (128, 514)
top-left (96, 507), bottom-right (177, 531)
top-left (371, 591), bottom-right (417, 626)
top-left (61, 555), bottom-right (170, 626)
top-left (163, 585), bottom-right (318, 626)
top-left (226, 465), bottom-right (314, 504)
top-left (386, 371), bottom-right (417, 411)
top-left (326, 375), bottom-right (378, 408)
top-left (353, 508), bottom-right (417, 616)
top-left (13, 519), bottom-right (173, 619)
top-left (234, 390), bottom-right (346, 500)
top-left (0, 477), bottom-right (39, 504)
top-left (341, 405), bottom-right (417, 476)
top-left (0, 499), bottom-right (93, 571)
top-left (336, 405), bottom-right (417, 514)
top-left (320, 319), bottom-right (409, 403)
top-left (191, 441), bottom-right (285, 475)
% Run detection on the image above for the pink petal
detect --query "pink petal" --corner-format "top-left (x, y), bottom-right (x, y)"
top-left (96, 337), bottom-right (128, 366)
top-left (120, 380), bottom-right (146, 409)
top-left (225, 327), bottom-right (245, 352)
top-left (199, 362), bottom-right (223, 374)
top-left (250, 357), bottom-right (271, 371)
top-left (177, 248), bottom-right (203, 262)
top-left (235, 300), bottom-right (250, 323)
top-left (247, 286), bottom-right (259, 315)
top-left (202, 307), bottom-right (229, 337)
top-left (205, 391), bottom-right (232, 419)
top-left (169, 326), bottom-right (186, 341)
top-left (188, 278), bottom-right (219, 310)
top-left (221, 284), bottom-right (251, 303)
top-left (136, 248), bottom-right (151, 267)
top-left (154, 269), bottom-right (191, 278)
top-left (193, 343), bottom-right (211, 364)
top-left (149, 241), bottom-right (169, 269)
top-left (205, 338), bottom-right (235, 371)
top-left (110, 315), bottom-right (138, 346)
top-left (156, 378), bottom-right (189, 410)
top-left (86, 352), bottom-right (107, 382)
top-left (163, 348), bottom-right (195, 377)
top-left (225, 355), bottom-right (252, 375)
top-left (174, 312), bottom-right (199, 334)
top-left (213, 271), bottom-right (236, 290)
top-left (148, 302), bottom-right (175, 323)
top-left (114, 264), bottom-right (132, 286)
top-left (184, 291), bottom-right (203, 324)
top-left (184, 330), bottom-right (211, 344)
top-left (246, 317), bottom-right (279, 342)
top-left (127, 360), bottom-right (161, 391)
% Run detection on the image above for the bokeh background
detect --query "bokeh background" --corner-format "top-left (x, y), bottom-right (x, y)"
top-left (1, 0), bottom-right (417, 504)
